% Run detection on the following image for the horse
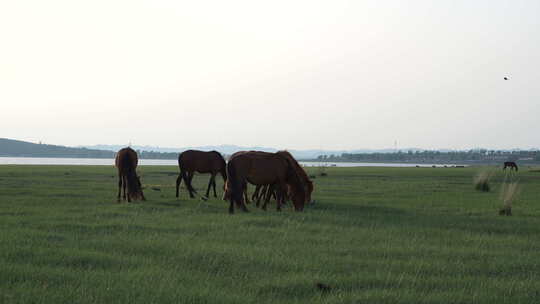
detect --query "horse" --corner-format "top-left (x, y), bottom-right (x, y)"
top-left (115, 147), bottom-right (145, 202)
top-left (503, 161), bottom-right (518, 171)
top-left (276, 150), bottom-right (313, 204)
top-left (226, 151), bottom-right (306, 214)
top-left (176, 150), bottom-right (227, 199)
top-left (235, 151), bottom-right (314, 211)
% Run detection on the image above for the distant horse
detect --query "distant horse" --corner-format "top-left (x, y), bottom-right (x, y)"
top-left (176, 150), bottom-right (227, 199)
top-left (115, 147), bottom-right (145, 202)
top-left (503, 161), bottom-right (518, 171)
top-left (226, 151), bottom-right (306, 214)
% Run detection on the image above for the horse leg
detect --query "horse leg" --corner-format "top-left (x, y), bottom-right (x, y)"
top-left (127, 180), bottom-right (131, 202)
top-left (175, 174), bottom-right (182, 198)
top-left (205, 174), bottom-right (214, 198)
top-left (252, 185), bottom-right (261, 203)
top-left (123, 176), bottom-right (131, 203)
top-left (261, 185), bottom-right (273, 211)
top-left (244, 183), bottom-right (252, 205)
top-left (255, 185), bottom-right (265, 207)
top-left (238, 182), bottom-right (249, 212)
top-left (187, 172), bottom-right (195, 198)
top-left (212, 175), bottom-right (217, 198)
top-left (229, 198), bottom-right (235, 214)
top-left (140, 189), bottom-right (146, 201)
top-left (276, 183), bottom-right (287, 212)
top-left (122, 176), bottom-right (127, 201)
top-left (117, 175), bottom-right (122, 202)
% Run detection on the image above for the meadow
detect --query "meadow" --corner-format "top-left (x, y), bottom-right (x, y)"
top-left (0, 165), bottom-right (539, 304)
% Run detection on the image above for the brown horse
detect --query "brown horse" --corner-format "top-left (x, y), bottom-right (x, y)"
top-left (176, 150), bottom-right (227, 199)
top-left (276, 151), bottom-right (313, 204)
top-left (115, 147), bottom-right (145, 202)
top-left (226, 151), bottom-right (306, 214)
top-left (252, 151), bottom-right (314, 210)
top-left (503, 161), bottom-right (518, 171)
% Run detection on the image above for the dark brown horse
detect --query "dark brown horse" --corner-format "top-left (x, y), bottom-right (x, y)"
top-left (222, 151), bottom-right (253, 204)
top-left (251, 151), bottom-right (314, 210)
top-left (226, 151), bottom-right (306, 214)
top-left (276, 150), bottom-right (313, 204)
top-left (176, 150), bottom-right (227, 199)
top-left (115, 147), bottom-right (145, 202)
top-left (503, 161), bottom-right (518, 171)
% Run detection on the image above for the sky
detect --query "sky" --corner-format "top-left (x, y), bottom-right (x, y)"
top-left (1, 0), bottom-right (539, 151)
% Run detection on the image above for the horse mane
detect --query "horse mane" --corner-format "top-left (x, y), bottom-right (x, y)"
top-left (211, 150), bottom-right (227, 179)
top-left (277, 150), bottom-right (311, 183)
top-left (210, 150), bottom-right (227, 164)
top-left (276, 151), bottom-right (305, 199)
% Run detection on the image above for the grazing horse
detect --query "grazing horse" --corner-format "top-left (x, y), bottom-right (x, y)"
top-left (115, 147), bottom-right (145, 202)
top-left (252, 151), bottom-right (314, 210)
top-left (226, 151), bottom-right (306, 214)
top-left (276, 151), bottom-right (314, 204)
top-left (222, 151), bottom-right (255, 204)
top-left (503, 161), bottom-right (518, 171)
top-left (176, 150), bottom-right (227, 199)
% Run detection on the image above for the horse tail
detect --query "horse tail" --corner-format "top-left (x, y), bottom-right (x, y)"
top-left (226, 159), bottom-right (244, 213)
top-left (181, 169), bottom-right (196, 194)
top-left (119, 153), bottom-right (143, 200)
top-left (126, 168), bottom-right (144, 200)
top-left (178, 157), bottom-right (197, 195)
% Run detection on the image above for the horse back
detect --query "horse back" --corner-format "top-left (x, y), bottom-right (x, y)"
top-left (178, 150), bottom-right (225, 173)
top-left (115, 147), bottom-right (138, 172)
top-left (229, 151), bottom-right (288, 185)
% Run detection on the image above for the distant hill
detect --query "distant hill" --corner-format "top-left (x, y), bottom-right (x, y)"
top-left (0, 138), bottom-right (115, 158)
top-left (1, 138), bottom-right (537, 161)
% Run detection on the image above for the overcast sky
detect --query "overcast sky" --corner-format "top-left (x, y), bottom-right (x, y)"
top-left (1, 0), bottom-right (539, 150)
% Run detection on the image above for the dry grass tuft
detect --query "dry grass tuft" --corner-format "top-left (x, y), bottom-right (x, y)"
top-left (473, 170), bottom-right (494, 192)
top-left (499, 180), bottom-right (520, 216)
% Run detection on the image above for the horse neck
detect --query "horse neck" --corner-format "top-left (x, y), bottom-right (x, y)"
top-left (283, 158), bottom-right (305, 196)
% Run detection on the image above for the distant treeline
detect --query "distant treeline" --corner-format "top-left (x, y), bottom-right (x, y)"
top-left (0, 138), bottom-right (179, 159)
top-left (0, 138), bottom-right (115, 158)
top-left (316, 150), bottom-right (540, 163)
top-left (137, 151), bottom-right (178, 159)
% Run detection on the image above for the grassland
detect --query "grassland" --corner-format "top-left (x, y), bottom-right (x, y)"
top-left (1, 165), bottom-right (539, 304)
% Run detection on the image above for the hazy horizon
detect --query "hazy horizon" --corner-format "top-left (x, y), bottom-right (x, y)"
top-left (2, 1), bottom-right (539, 150)
top-left (3, 137), bottom-right (538, 153)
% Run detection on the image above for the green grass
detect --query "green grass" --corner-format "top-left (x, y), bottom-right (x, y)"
top-left (1, 165), bottom-right (540, 304)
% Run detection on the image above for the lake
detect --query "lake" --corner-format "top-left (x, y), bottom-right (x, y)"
top-left (0, 157), bottom-right (465, 168)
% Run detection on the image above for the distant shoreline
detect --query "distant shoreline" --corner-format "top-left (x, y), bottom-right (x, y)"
top-left (1, 156), bottom-right (539, 166)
